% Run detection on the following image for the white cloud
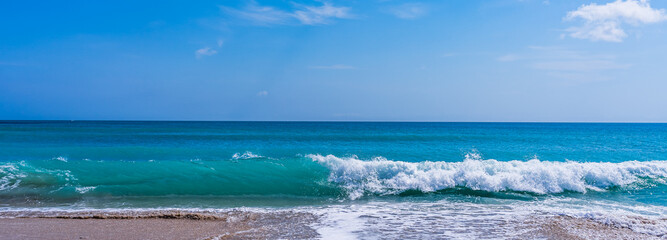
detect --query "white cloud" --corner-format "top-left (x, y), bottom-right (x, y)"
top-left (223, 4), bottom-right (291, 25)
top-left (309, 64), bottom-right (355, 70)
top-left (292, 2), bottom-right (351, 24)
top-left (222, 2), bottom-right (351, 25)
top-left (195, 40), bottom-right (224, 59)
top-left (195, 47), bottom-right (218, 58)
top-left (257, 90), bottom-right (269, 96)
top-left (564, 0), bottom-right (667, 42)
top-left (386, 3), bottom-right (429, 19)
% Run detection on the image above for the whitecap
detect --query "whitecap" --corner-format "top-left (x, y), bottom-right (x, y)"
top-left (75, 186), bottom-right (96, 194)
top-left (232, 152), bottom-right (264, 160)
top-left (308, 154), bottom-right (667, 200)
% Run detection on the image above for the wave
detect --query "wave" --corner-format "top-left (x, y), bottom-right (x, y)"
top-left (0, 163), bottom-right (22, 191)
top-left (1, 154), bottom-right (667, 202)
top-left (0, 157), bottom-right (336, 202)
top-left (52, 156), bottom-right (68, 162)
top-left (231, 152), bottom-right (264, 160)
top-left (0, 161), bottom-right (76, 192)
top-left (308, 154), bottom-right (667, 199)
top-left (75, 186), bottom-right (96, 194)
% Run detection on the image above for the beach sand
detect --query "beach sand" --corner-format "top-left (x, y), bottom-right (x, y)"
top-left (518, 215), bottom-right (663, 240)
top-left (0, 210), bottom-right (662, 239)
top-left (0, 210), bottom-right (319, 240)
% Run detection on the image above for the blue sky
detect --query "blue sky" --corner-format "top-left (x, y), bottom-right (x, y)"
top-left (1, 0), bottom-right (667, 121)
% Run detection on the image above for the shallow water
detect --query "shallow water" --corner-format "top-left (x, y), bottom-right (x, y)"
top-left (1, 121), bottom-right (666, 238)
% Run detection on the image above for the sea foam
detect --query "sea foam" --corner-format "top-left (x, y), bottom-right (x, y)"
top-left (309, 198), bottom-right (667, 239)
top-left (309, 154), bottom-right (667, 199)
top-left (232, 152), bottom-right (264, 160)
top-left (0, 161), bottom-right (77, 192)
top-left (0, 163), bottom-right (23, 191)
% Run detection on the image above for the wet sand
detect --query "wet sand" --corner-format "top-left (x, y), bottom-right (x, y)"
top-left (518, 215), bottom-right (663, 240)
top-left (0, 210), bottom-right (662, 239)
top-left (0, 210), bottom-right (319, 240)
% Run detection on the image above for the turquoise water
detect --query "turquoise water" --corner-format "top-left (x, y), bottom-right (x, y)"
top-left (1, 121), bottom-right (667, 209)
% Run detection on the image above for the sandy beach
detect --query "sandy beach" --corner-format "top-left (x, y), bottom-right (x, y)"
top-left (0, 210), bottom-right (318, 240)
top-left (0, 210), bottom-right (662, 240)
top-left (518, 215), bottom-right (663, 240)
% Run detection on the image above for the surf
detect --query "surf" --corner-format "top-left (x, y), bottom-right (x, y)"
top-left (1, 153), bottom-right (666, 204)
top-left (310, 153), bottom-right (667, 199)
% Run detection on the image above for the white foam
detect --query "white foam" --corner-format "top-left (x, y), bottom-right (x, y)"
top-left (309, 205), bottom-right (366, 240)
top-left (308, 154), bottom-right (667, 199)
top-left (232, 151), bottom-right (264, 160)
top-left (0, 162), bottom-right (24, 191)
top-left (75, 186), bottom-right (97, 194)
top-left (0, 161), bottom-right (77, 191)
top-left (305, 198), bottom-right (667, 239)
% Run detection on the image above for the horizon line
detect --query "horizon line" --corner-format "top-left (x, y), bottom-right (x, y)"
top-left (1, 120), bottom-right (667, 124)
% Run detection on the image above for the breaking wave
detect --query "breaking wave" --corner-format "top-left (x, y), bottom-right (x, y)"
top-left (309, 154), bottom-right (667, 199)
top-left (232, 152), bottom-right (264, 160)
top-left (1, 153), bottom-right (667, 201)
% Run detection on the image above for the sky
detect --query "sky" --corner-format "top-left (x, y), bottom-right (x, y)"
top-left (1, 0), bottom-right (667, 121)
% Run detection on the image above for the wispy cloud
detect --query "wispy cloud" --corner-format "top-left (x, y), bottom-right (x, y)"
top-left (564, 0), bottom-right (667, 42)
top-left (221, 1), bottom-right (351, 26)
top-left (195, 40), bottom-right (224, 59)
top-left (257, 90), bottom-right (269, 96)
top-left (292, 2), bottom-right (351, 24)
top-left (497, 54), bottom-right (521, 62)
top-left (309, 64), bottom-right (355, 70)
top-left (222, 3), bottom-right (291, 25)
top-left (195, 47), bottom-right (218, 58)
top-left (532, 46), bottom-right (629, 71)
top-left (385, 3), bottom-right (429, 19)
top-left (532, 60), bottom-right (630, 72)
top-left (498, 46), bottom-right (630, 81)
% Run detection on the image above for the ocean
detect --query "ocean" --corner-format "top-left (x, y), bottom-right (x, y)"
top-left (1, 121), bottom-right (666, 238)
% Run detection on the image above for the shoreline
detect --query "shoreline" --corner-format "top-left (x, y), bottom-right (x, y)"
top-left (520, 215), bottom-right (663, 240)
top-left (0, 209), bottom-right (663, 240)
top-left (0, 210), bottom-right (319, 240)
